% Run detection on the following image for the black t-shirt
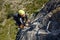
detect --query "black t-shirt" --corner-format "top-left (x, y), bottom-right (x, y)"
top-left (13, 13), bottom-right (28, 26)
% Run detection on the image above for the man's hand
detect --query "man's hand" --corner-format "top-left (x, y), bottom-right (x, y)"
top-left (19, 24), bottom-right (24, 29)
top-left (25, 23), bottom-right (29, 27)
top-left (27, 19), bottom-right (30, 23)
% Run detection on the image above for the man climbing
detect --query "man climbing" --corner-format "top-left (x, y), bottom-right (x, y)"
top-left (13, 10), bottom-right (30, 40)
top-left (13, 10), bottom-right (30, 29)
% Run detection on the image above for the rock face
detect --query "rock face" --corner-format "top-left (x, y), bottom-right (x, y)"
top-left (16, 0), bottom-right (60, 40)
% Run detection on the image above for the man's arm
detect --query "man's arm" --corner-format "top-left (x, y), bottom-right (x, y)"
top-left (20, 18), bottom-right (24, 24)
top-left (19, 18), bottom-right (25, 29)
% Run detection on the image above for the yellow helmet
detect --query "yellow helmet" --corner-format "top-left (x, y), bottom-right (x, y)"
top-left (18, 10), bottom-right (25, 15)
